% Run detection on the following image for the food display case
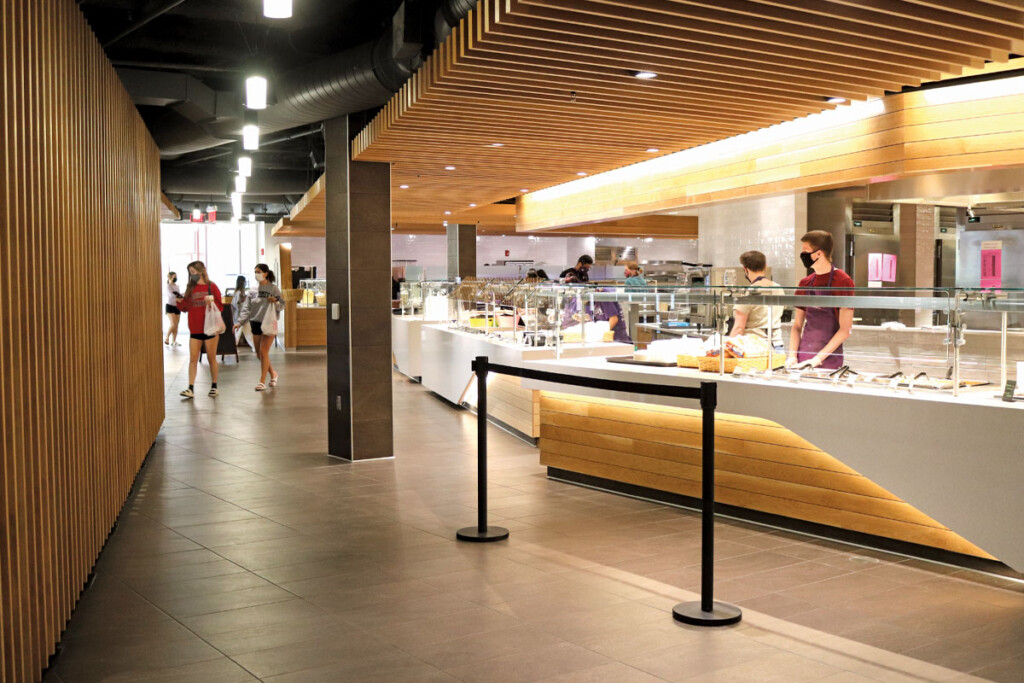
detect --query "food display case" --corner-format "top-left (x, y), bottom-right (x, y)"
top-left (527, 283), bottom-right (1024, 399)
top-left (398, 280), bottom-right (456, 319)
top-left (298, 278), bottom-right (326, 307)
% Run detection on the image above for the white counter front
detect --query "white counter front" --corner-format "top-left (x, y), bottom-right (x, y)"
top-left (516, 355), bottom-right (1024, 572)
top-left (420, 325), bottom-right (630, 405)
top-left (392, 316), bottom-right (442, 380)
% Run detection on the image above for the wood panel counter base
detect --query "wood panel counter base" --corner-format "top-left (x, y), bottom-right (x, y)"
top-left (547, 468), bottom-right (1021, 580)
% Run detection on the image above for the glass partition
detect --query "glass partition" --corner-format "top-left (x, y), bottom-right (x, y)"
top-left (398, 280), bottom-right (456, 319)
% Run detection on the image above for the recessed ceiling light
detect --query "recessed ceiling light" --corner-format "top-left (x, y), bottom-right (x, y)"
top-left (444, 165), bottom-right (456, 170)
top-left (576, 172), bottom-right (588, 177)
top-left (646, 147), bottom-right (659, 153)
top-left (633, 70), bottom-right (658, 79)
top-left (444, 211), bottom-right (451, 215)
top-left (399, 184), bottom-right (409, 189)
top-left (520, 188), bottom-right (529, 193)
top-left (263, 0), bottom-right (292, 18)
top-left (490, 143), bottom-right (504, 147)
top-left (827, 97), bottom-right (847, 104)
top-left (469, 203), bottom-right (477, 207)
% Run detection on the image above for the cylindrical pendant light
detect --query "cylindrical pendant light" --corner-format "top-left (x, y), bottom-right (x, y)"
top-left (231, 192), bottom-right (243, 218)
top-left (263, 0), bottom-right (292, 19)
top-left (238, 155), bottom-right (252, 178)
top-left (249, 213), bottom-right (256, 223)
top-left (242, 125), bottom-right (259, 150)
top-left (245, 76), bottom-right (267, 109)
top-left (234, 175), bottom-right (247, 193)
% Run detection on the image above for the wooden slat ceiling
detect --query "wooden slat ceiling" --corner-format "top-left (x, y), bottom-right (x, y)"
top-left (353, 0), bottom-right (1023, 229)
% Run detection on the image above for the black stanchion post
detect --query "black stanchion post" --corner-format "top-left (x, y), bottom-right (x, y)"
top-left (672, 382), bottom-right (742, 626)
top-left (457, 356), bottom-right (510, 543)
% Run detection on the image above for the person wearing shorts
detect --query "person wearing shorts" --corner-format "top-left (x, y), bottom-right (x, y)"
top-left (176, 261), bottom-right (223, 398)
top-left (164, 272), bottom-right (182, 346)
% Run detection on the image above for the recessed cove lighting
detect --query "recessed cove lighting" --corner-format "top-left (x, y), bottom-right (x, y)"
top-left (245, 76), bottom-right (267, 110)
top-left (399, 184), bottom-right (409, 189)
top-left (444, 165), bottom-right (456, 170)
top-left (633, 70), bottom-right (658, 79)
top-left (242, 124), bottom-right (259, 150)
top-left (263, 0), bottom-right (292, 19)
top-left (827, 97), bottom-right (847, 104)
top-left (646, 147), bottom-right (659, 153)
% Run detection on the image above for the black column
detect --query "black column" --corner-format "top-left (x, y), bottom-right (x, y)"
top-left (325, 115), bottom-right (394, 461)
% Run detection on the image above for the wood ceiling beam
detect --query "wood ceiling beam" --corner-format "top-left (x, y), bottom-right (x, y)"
top-left (508, 1), bottom-right (959, 75)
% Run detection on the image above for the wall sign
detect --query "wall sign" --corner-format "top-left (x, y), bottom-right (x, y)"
top-left (980, 240), bottom-right (1002, 289)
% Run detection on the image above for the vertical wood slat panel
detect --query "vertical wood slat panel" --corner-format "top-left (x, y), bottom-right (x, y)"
top-left (0, 1), bottom-right (164, 681)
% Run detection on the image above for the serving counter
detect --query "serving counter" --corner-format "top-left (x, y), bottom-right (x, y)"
top-left (511, 355), bottom-right (1024, 573)
top-left (419, 324), bottom-right (629, 439)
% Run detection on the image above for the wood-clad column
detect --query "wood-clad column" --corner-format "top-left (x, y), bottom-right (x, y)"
top-left (446, 223), bottom-right (476, 279)
top-left (325, 116), bottom-right (393, 460)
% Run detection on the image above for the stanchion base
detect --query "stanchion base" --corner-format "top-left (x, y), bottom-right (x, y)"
top-left (456, 526), bottom-right (510, 543)
top-left (672, 601), bottom-right (742, 626)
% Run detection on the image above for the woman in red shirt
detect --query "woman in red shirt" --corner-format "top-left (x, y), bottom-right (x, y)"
top-left (176, 261), bottom-right (224, 398)
top-left (787, 231), bottom-right (855, 370)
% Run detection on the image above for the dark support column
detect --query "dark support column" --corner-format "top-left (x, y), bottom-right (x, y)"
top-left (325, 115), bottom-right (394, 461)
top-left (897, 204), bottom-right (937, 327)
top-left (447, 223), bottom-right (476, 279)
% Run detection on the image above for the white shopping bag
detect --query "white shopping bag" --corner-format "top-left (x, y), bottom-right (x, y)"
top-left (204, 303), bottom-right (226, 336)
top-left (260, 301), bottom-right (279, 336)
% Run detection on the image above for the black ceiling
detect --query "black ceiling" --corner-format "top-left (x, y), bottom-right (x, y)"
top-left (79, 0), bottom-right (449, 220)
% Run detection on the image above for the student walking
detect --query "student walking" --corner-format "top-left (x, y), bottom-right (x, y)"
top-left (164, 272), bottom-right (182, 346)
top-left (231, 275), bottom-right (254, 352)
top-left (234, 263), bottom-right (283, 391)
top-left (177, 261), bottom-right (223, 398)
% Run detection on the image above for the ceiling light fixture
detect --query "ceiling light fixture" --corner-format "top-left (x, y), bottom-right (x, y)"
top-left (490, 143), bottom-right (504, 147)
top-left (249, 213), bottom-right (256, 223)
top-left (520, 188), bottom-right (529, 193)
top-left (399, 184), bottom-right (409, 189)
top-left (263, 0), bottom-right (292, 19)
top-left (444, 211), bottom-right (452, 215)
top-left (238, 155), bottom-right (252, 177)
top-left (646, 147), bottom-right (659, 153)
top-left (242, 124), bottom-right (259, 150)
top-left (444, 165), bottom-right (456, 170)
top-left (191, 206), bottom-right (201, 221)
top-left (576, 172), bottom-right (588, 176)
top-left (231, 192), bottom-right (242, 217)
top-left (235, 175), bottom-right (247, 193)
top-left (827, 97), bottom-right (847, 104)
top-left (245, 76), bottom-right (267, 109)
top-left (469, 203), bottom-right (477, 207)
top-left (633, 70), bottom-right (658, 79)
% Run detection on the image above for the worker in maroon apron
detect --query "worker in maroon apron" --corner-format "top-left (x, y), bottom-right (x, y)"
top-left (787, 231), bottom-right (855, 370)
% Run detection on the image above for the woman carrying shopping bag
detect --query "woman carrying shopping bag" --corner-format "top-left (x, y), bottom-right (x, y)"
top-left (230, 274), bottom-right (255, 353)
top-left (233, 263), bottom-right (282, 391)
top-left (176, 261), bottom-right (223, 399)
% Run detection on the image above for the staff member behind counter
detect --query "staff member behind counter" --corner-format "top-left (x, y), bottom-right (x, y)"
top-left (787, 230), bottom-right (854, 370)
top-left (729, 250), bottom-right (783, 351)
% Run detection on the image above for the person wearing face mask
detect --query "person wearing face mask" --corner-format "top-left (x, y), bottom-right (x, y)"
top-left (787, 231), bottom-right (855, 370)
top-left (729, 251), bottom-right (784, 350)
top-left (234, 263), bottom-right (283, 391)
top-left (164, 271), bottom-right (183, 346)
top-left (559, 254), bottom-right (593, 283)
top-left (176, 261), bottom-right (223, 398)
top-left (623, 261), bottom-right (647, 287)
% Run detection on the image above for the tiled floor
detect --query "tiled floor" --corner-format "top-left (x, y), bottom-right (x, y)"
top-left (46, 346), bottom-right (1024, 682)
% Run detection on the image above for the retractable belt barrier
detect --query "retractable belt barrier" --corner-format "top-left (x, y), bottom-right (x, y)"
top-left (456, 355), bottom-right (742, 627)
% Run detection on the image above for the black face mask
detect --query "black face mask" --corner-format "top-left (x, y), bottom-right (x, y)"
top-left (172, 277), bottom-right (177, 283)
top-left (799, 251), bottom-right (818, 269)
top-left (188, 273), bottom-right (200, 284)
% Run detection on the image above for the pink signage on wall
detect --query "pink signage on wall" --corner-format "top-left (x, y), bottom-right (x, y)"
top-left (980, 241), bottom-right (1002, 289)
top-left (867, 253), bottom-right (898, 283)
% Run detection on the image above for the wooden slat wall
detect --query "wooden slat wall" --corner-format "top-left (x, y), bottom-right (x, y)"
top-left (0, 2), bottom-right (164, 682)
top-left (539, 393), bottom-right (993, 560)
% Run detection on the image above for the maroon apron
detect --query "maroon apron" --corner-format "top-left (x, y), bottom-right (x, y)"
top-left (797, 268), bottom-right (844, 369)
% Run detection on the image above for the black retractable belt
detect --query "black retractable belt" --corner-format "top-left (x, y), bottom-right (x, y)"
top-left (456, 355), bottom-right (741, 627)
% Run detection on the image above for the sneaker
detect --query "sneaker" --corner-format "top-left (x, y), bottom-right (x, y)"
top-left (208, 387), bottom-right (219, 397)
top-left (180, 388), bottom-right (194, 399)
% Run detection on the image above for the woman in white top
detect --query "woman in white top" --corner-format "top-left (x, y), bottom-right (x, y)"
top-left (164, 271), bottom-right (182, 346)
top-left (234, 263), bottom-right (283, 391)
